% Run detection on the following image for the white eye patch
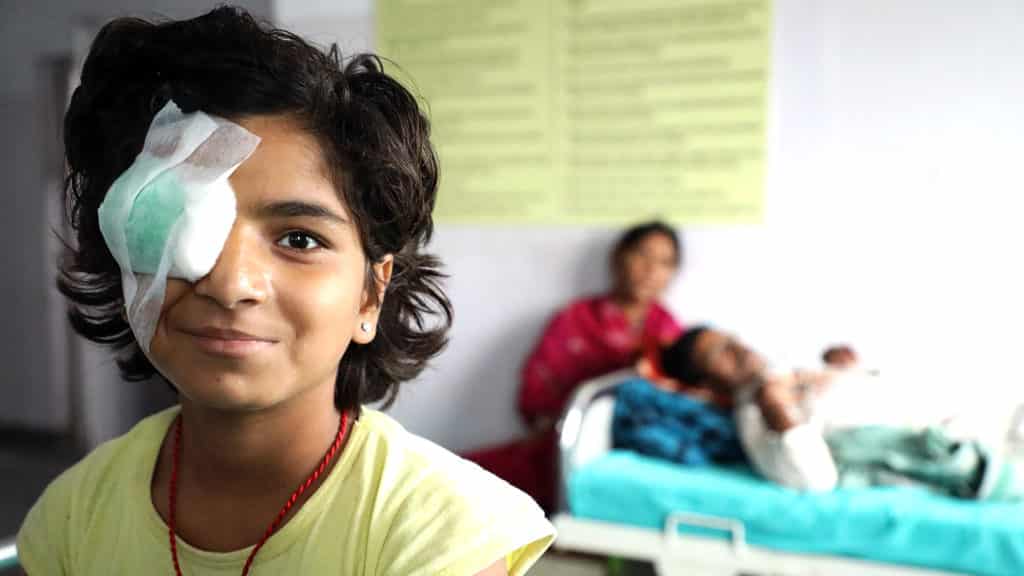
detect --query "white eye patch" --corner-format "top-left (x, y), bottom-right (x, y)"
top-left (98, 101), bottom-right (260, 354)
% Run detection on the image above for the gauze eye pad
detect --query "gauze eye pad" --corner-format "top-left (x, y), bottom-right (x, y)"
top-left (98, 100), bottom-right (261, 354)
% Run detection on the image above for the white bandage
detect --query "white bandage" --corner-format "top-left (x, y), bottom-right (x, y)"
top-left (98, 101), bottom-right (260, 354)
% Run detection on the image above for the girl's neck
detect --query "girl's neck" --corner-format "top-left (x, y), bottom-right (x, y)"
top-left (151, 381), bottom-right (346, 552)
top-left (176, 384), bottom-right (343, 498)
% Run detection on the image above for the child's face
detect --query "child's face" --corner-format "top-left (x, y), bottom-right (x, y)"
top-left (147, 115), bottom-right (384, 412)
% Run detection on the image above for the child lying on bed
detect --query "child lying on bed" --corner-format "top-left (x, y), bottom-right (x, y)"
top-left (657, 326), bottom-right (1024, 501)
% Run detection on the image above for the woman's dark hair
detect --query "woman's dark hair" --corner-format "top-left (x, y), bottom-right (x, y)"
top-left (58, 6), bottom-right (452, 411)
top-left (610, 220), bottom-right (683, 279)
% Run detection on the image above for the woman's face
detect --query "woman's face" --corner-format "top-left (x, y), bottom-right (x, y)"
top-left (148, 115), bottom-right (388, 412)
top-left (617, 232), bottom-right (678, 304)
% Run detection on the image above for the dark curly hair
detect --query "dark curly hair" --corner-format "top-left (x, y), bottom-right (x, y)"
top-left (58, 6), bottom-right (452, 412)
top-left (660, 325), bottom-right (710, 385)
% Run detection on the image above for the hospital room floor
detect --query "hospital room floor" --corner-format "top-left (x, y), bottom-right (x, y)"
top-left (0, 431), bottom-right (80, 536)
top-left (0, 430), bottom-right (81, 576)
top-left (532, 554), bottom-right (657, 575)
top-left (531, 554), bottom-right (605, 575)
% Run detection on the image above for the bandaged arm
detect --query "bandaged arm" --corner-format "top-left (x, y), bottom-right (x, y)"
top-left (735, 401), bottom-right (839, 491)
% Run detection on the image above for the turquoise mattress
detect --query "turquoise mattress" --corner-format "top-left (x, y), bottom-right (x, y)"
top-left (569, 451), bottom-right (1024, 576)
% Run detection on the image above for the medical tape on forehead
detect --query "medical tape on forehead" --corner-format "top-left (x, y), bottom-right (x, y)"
top-left (98, 101), bottom-right (261, 354)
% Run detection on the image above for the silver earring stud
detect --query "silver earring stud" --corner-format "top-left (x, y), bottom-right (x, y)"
top-left (360, 321), bottom-right (372, 333)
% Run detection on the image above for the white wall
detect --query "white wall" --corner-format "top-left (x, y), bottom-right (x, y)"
top-left (275, 0), bottom-right (1024, 452)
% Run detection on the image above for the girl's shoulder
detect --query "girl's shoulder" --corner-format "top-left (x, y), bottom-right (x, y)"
top-left (354, 409), bottom-right (501, 486)
top-left (16, 408), bottom-right (175, 573)
top-left (39, 407), bottom-right (173, 511)
top-left (352, 409), bottom-right (555, 575)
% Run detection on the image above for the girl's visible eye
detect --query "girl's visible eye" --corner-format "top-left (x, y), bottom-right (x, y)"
top-left (276, 231), bottom-right (323, 251)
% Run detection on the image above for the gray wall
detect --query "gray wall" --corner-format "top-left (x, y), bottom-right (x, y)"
top-left (0, 0), bottom-right (271, 444)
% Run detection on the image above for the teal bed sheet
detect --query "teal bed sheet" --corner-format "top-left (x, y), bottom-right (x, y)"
top-left (569, 451), bottom-right (1024, 576)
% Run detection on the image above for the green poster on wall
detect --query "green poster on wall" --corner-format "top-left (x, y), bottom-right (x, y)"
top-left (378, 0), bottom-right (771, 224)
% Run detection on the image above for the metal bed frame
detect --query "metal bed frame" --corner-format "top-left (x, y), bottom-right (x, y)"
top-left (550, 371), bottom-right (961, 576)
top-left (0, 536), bottom-right (18, 572)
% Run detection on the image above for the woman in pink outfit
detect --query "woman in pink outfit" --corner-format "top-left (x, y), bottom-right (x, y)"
top-left (468, 221), bottom-right (684, 511)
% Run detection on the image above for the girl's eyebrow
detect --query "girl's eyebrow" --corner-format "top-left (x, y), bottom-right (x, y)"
top-left (256, 201), bottom-right (349, 226)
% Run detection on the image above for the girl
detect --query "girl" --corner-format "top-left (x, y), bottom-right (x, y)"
top-left (17, 7), bottom-right (553, 575)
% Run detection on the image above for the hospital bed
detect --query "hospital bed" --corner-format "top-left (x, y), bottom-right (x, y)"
top-left (551, 371), bottom-right (1024, 576)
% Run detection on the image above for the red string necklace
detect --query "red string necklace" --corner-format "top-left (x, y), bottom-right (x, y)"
top-left (168, 411), bottom-right (349, 576)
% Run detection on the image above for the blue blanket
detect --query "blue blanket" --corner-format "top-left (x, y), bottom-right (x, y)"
top-left (612, 378), bottom-right (745, 466)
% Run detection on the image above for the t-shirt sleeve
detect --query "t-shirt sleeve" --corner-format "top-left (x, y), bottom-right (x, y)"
top-left (16, 477), bottom-right (72, 576)
top-left (375, 457), bottom-right (555, 576)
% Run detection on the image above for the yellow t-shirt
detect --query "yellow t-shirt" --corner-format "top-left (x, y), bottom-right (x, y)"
top-left (17, 407), bottom-right (554, 575)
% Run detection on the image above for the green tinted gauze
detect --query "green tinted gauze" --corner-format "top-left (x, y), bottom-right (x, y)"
top-left (123, 170), bottom-right (188, 275)
top-left (97, 100), bottom-right (260, 354)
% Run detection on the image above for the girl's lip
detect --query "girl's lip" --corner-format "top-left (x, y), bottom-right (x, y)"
top-left (185, 333), bottom-right (276, 358)
top-left (188, 326), bottom-right (271, 341)
top-left (181, 326), bottom-right (278, 358)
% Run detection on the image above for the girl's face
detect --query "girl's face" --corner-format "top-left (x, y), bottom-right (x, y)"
top-left (148, 115), bottom-right (388, 412)
top-left (617, 232), bottom-right (678, 305)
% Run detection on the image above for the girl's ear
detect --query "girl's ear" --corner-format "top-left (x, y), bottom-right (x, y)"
top-left (352, 255), bottom-right (394, 344)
